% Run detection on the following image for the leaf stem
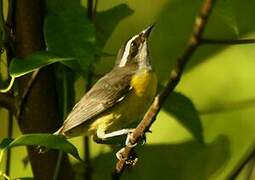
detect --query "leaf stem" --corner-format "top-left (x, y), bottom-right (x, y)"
top-left (0, 76), bottom-right (15, 93)
top-left (6, 111), bottom-right (13, 176)
top-left (0, 150), bottom-right (10, 180)
top-left (0, 172), bottom-right (10, 180)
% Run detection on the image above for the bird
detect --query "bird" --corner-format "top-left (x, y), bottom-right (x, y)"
top-left (54, 25), bottom-right (157, 147)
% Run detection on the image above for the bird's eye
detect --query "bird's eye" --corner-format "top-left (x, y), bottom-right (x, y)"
top-left (130, 41), bottom-right (138, 57)
top-left (131, 41), bottom-right (137, 48)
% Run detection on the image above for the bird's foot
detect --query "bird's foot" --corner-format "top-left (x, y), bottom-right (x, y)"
top-left (125, 130), bottom-right (137, 148)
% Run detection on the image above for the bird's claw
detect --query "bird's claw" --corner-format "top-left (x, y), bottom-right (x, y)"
top-left (125, 131), bottom-right (137, 148)
top-left (141, 133), bottom-right (147, 145)
top-left (125, 130), bottom-right (151, 147)
top-left (116, 148), bottom-right (127, 161)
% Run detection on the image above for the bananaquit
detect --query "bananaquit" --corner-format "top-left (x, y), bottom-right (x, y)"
top-left (54, 25), bottom-right (157, 146)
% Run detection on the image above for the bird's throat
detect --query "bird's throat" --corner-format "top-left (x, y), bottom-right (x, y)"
top-left (131, 69), bottom-right (156, 97)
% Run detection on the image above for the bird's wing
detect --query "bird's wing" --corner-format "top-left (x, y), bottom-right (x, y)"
top-left (59, 65), bottom-right (137, 134)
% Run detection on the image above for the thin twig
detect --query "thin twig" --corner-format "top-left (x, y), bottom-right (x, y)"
top-left (0, 0), bottom-right (16, 113)
top-left (6, 0), bottom-right (14, 30)
top-left (83, 68), bottom-right (93, 180)
top-left (5, 1), bottom-right (15, 175)
top-left (0, 0), bottom-right (6, 43)
top-left (5, 110), bottom-right (13, 176)
top-left (112, 0), bottom-right (216, 178)
top-left (229, 146), bottom-right (255, 179)
top-left (84, 136), bottom-right (92, 180)
top-left (87, 0), bottom-right (94, 21)
top-left (0, 172), bottom-right (10, 180)
top-left (53, 151), bottom-right (63, 180)
top-left (5, 0), bottom-right (15, 54)
top-left (202, 38), bottom-right (255, 45)
top-left (17, 69), bottom-right (39, 119)
top-left (93, 0), bottom-right (98, 19)
top-left (83, 0), bottom-right (96, 178)
top-left (247, 156), bottom-right (255, 180)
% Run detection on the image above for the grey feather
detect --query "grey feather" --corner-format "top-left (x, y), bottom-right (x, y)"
top-left (59, 64), bottom-right (138, 134)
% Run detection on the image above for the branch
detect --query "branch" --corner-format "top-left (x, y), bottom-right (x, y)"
top-left (17, 69), bottom-right (39, 119)
top-left (83, 76), bottom-right (93, 180)
top-left (202, 38), bottom-right (255, 45)
top-left (87, 0), bottom-right (94, 21)
top-left (6, 111), bottom-right (13, 176)
top-left (93, 0), bottom-right (98, 19)
top-left (83, 2), bottom-right (96, 178)
top-left (83, 136), bottom-right (92, 180)
top-left (14, 0), bottom-right (75, 179)
top-left (112, 0), bottom-right (216, 178)
top-left (0, 93), bottom-right (17, 114)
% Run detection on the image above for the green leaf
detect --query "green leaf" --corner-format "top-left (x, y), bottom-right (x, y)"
top-left (44, 0), bottom-right (96, 74)
top-left (163, 91), bottom-right (204, 143)
top-left (214, 0), bottom-right (239, 36)
top-left (1, 134), bottom-right (81, 160)
top-left (14, 178), bottom-right (34, 180)
top-left (96, 4), bottom-right (134, 49)
top-left (9, 51), bottom-right (74, 78)
top-left (89, 3), bottom-right (134, 78)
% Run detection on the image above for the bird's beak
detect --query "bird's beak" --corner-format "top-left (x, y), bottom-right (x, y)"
top-left (142, 24), bottom-right (155, 39)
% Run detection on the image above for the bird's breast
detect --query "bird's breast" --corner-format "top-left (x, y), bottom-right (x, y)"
top-left (131, 69), bottom-right (157, 97)
top-left (106, 69), bottom-right (157, 130)
top-left (89, 69), bottom-right (157, 134)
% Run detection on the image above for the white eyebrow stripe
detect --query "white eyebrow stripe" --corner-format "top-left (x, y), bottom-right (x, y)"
top-left (118, 35), bottom-right (138, 67)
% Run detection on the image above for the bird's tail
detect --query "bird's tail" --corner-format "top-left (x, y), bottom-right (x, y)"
top-left (53, 127), bottom-right (63, 135)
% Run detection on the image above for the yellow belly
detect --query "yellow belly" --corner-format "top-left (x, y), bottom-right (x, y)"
top-left (89, 69), bottom-right (157, 135)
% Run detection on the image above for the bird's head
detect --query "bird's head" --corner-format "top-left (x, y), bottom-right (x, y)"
top-left (115, 25), bottom-right (154, 69)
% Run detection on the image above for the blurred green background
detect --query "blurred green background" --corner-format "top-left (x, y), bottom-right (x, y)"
top-left (1, 0), bottom-right (255, 179)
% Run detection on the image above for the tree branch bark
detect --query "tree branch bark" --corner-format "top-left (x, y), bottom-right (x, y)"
top-left (87, 0), bottom-right (94, 20)
top-left (83, 2), bottom-right (95, 179)
top-left (112, 0), bottom-right (216, 178)
top-left (83, 69), bottom-right (93, 180)
top-left (13, 0), bottom-right (74, 179)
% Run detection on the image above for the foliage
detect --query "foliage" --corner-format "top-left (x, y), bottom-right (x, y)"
top-left (0, 0), bottom-right (255, 179)
top-left (0, 134), bottom-right (81, 160)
